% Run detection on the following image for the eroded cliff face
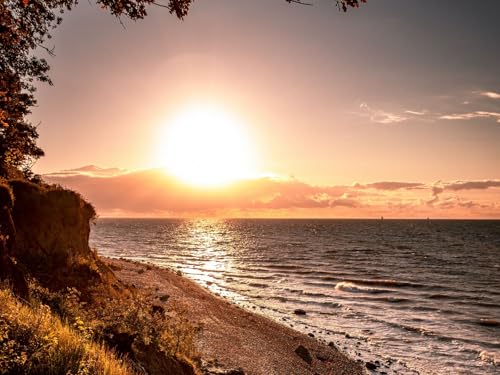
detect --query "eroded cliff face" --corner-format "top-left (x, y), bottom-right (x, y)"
top-left (1, 180), bottom-right (126, 300)
top-left (10, 180), bottom-right (95, 269)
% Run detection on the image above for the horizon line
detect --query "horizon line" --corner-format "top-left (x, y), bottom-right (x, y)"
top-left (94, 216), bottom-right (500, 221)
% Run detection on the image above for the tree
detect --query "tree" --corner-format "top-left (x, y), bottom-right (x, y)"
top-left (0, 69), bottom-right (43, 178)
top-left (0, 0), bottom-right (365, 179)
top-left (0, 0), bottom-right (71, 178)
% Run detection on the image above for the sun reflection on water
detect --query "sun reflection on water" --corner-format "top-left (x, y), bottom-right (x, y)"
top-left (176, 219), bottom-right (238, 296)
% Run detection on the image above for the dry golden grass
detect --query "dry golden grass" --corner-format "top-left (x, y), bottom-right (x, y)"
top-left (1, 281), bottom-right (199, 375)
top-left (0, 288), bottom-right (136, 375)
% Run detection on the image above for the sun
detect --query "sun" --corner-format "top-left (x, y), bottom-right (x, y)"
top-left (158, 106), bottom-right (256, 187)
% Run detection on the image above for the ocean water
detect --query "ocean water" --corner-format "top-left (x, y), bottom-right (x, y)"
top-left (90, 219), bottom-right (500, 374)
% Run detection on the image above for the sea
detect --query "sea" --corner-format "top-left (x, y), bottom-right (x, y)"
top-left (90, 219), bottom-right (500, 375)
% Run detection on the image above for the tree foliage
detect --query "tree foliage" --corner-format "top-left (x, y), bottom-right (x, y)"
top-left (0, 0), bottom-right (365, 179)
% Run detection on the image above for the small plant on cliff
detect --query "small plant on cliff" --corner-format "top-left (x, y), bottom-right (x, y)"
top-left (90, 293), bottom-right (199, 360)
top-left (163, 300), bottom-right (199, 358)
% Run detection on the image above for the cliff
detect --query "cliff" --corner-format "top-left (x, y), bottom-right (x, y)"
top-left (0, 179), bottom-right (198, 375)
top-left (0, 180), bottom-right (125, 300)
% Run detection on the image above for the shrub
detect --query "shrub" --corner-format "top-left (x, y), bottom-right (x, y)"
top-left (27, 281), bottom-right (200, 374)
top-left (89, 293), bottom-right (199, 360)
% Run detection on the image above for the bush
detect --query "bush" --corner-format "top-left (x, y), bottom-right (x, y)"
top-left (90, 293), bottom-right (199, 362)
top-left (26, 282), bottom-right (199, 375)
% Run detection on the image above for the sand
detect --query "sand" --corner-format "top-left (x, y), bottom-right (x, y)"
top-left (104, 258), bottom-right (365, 375)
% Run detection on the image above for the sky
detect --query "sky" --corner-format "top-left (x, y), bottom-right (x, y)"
top-left (32, 0), bottom-right (500, 218)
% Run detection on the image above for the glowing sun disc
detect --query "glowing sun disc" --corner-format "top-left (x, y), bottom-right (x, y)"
top-left (159, 106), bottom-right (256, 186)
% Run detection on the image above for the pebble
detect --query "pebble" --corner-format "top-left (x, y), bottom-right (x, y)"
top-left (316, 353), bottom-right (328, 362)
top-left (365, 361), bottom-right (378, 370)
top-left (327, 342), bottom-right (338, 350)
top-left (294, 345), bottom-right (313, 364)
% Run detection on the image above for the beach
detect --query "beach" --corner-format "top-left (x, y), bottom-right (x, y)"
top-left (104, 258), bottom-right (365, 375)
top-left (93, 218), bottom-right (500, 374)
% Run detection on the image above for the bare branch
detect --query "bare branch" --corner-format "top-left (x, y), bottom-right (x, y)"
top-left (286, 0), bottom-right (313, 6)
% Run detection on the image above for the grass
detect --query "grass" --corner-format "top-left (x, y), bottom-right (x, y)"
top-left (0, 281), bottom-right (200, 374)
top-left (0, 288), bottom-right (135, 375)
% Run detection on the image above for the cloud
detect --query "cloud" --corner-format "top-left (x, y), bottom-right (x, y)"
top-left (357, 103), bottom-right (433, 124)
top-left (356, 88), bottom-right (500, 128)
top-left (404, 110), bottom-right (426, 116)
top-left (43, 167), bottom-right (500, 218)
top-left (431, 185), bottom-right (444, 195)
top-left (359, 103), bottom-right (408, 124)
top-left (444, 180), bottom-right (500, 191)
top-left (44, 168), bottom-right (356, 215)
top-left (357, 90), bottom-right (500, 127)
top-left (330, 197), bottom-right (359, 208)
top-left (434, 196), bottom-right (494, 210)
top-left (356, 181), bottom-right (425, 191)
top-left (426, 183), bottom-right (444, 205)
top-left (439, 111), bottom-right (500, 123)
top-left (427, 180), bottom-right (500, 207)
top-left (44, 165), bottom-right (127, 178)
top-left (479, 91), bottom-right (500, 100)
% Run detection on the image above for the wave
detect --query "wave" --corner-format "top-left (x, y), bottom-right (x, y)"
top-left (451, 301), bottom-right (500, 310)
top-left (266, 295), bottom-right (342, 309)
top-left (247, 282), bottom-right (269, 288)
top-left (302, 291), bottom-right (331, 298)
top-left (223, 272), bottom-right (276, 280)
top-left (427, 293), bottom-right (456, 300)
top-left (477, 319), bottom-right (500, 328)
top-left (303, 281), bottom-right (336, 288)
top-left (343, 278), bottom-right (426, 289)
top-left (335, 281), bottom-right (390, 294)
top-left (370, 296), bottom-right (411, 304)
top-left (264, 264), bottom-right (304, 271)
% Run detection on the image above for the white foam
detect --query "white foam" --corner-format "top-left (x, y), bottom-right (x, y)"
top-left (335, 281), bottom-right (386, 294)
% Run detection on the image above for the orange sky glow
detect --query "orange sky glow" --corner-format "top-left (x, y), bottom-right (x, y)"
top-left (44, 166), bottom-right (500, 218)
top-left (30, 1), bottom-right (500, 218)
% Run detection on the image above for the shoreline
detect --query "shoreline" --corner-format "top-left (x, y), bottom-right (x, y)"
top-left (104, 257), bottom-right (366, 375)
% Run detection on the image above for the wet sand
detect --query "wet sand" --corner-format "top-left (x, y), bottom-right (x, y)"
top-left (104, 258), bottom-right (365, 375)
